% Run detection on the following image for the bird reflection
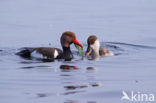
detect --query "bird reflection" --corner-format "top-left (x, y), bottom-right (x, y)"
top-left (64, 100), bottom-right (96, 103)
top-left (64, 85), bottom-right (88, 90)
top-left (60, 65), bottom-right (79, 71)
top-left (86, 67), bottom-right (102, 87)
top-left (63, 90), bottom-right (85, 96)
top-left (59, 65), bottom-right (102, 100)
top-left (20, 65), bottom-right (50, 69)
top-left (91, 83), bottom-right (102, 87)
top-left (86, 67), bottom-right (97, 71)
top-left (64, 100), bottom-right (78, 103)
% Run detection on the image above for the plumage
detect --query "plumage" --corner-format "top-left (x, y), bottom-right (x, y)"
top-left (16, 31), bottom-right (83, 61)
top-left (86, 35), bottom-right (114, 59)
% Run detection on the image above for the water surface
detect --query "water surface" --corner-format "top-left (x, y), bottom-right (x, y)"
top-left (0, 0), bottom-right (156, 103)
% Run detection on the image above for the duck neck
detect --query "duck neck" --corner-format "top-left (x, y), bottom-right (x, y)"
top-left (62, 47), bottom-right (73, 61)
top-left (91, 39), bottom-right (100, 59)
top-left (91, 48), bottom-right (100, 59)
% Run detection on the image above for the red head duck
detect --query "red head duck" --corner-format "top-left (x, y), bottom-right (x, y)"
top-left (16, 31), bottom-right (83, 61)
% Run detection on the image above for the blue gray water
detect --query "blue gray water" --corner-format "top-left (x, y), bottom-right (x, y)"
top-left (0, 0), bottom-right (156, 103)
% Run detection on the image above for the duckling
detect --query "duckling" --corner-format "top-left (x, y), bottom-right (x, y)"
top-left (85, 35), bottom-right (114, 59)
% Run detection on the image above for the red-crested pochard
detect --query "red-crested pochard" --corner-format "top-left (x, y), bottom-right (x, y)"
top-left (85, 35), bottom-right (114, 59)
top-left (16, 31), bottom-right (83, 61)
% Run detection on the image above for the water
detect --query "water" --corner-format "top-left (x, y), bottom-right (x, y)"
top-left (0, 0), bottom-right (156, 103)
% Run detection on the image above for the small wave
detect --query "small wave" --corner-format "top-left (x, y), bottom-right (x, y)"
top-left (0, 47), bottom-right (17, 56)
top-left (105, 42), bottom-right (156, 49)
top-left (99, 42), bottom-right (156, 56)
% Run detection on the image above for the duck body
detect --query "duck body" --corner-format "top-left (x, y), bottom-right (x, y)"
top-left (99, 47), bottom-right (114, 56)
top-left (16, 31), bottom-right (83, 61)
top-left (16, 47), bottom-right (63, 59)
top-left (86, 35), bottom-right (114, 59)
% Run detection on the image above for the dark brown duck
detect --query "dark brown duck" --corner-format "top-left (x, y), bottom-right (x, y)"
top-left (16, 31), bottom-right (83, 61)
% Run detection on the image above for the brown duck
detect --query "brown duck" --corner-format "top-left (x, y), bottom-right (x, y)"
top-left (16, 31), bottom-right (83, 61)
top-left (85, 35), bottom-right (114, 59)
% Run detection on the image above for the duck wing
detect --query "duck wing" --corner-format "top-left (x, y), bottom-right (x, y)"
top-left (99, 47), bottom-right (114, 56)
top-left (16, 47), bottom-right (62, 59)
top-left (36, 47), bottom-right (62, 59)
top-left (16, 47), bottom-right (36, 57)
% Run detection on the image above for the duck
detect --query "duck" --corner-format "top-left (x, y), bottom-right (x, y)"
top-left (16, 31), bottom-right (83, 61)
top-left (85, 35), bottom-right (114, 59)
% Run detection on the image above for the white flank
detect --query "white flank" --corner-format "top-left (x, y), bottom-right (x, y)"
top-left (54, 49), bottom-right (59, 58)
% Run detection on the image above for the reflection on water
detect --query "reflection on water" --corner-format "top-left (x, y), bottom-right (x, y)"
top-left (59, 65), bottom-right (102, 99)
top-left (63, 90), bottom-right (86, 96)
top-left (64, 100), bottom-right (79, 103)
top-left (37, 58), bottom-right (55, 62)
top-left (60, 65), bottom-right (80, 72)
top-left (18, 64), bottom-right (102, 99)
top-left (64, 85), bottom-right (88, 90)
top-left (86, 67), bottom-right (97, 71)
top-left (64, 100), bottom-right (96, 103)
top-left (19, 57), bottom-right (56, 63)
top-left (19, 61), bottom-right (41, 64)
top-left (91, 83), bottom-right (102, 87)
top-left (1, 0), bottom-right (156, 102)
top-left (1, 41), bottom-right (156, 103)
top-left (19, 58), bottom-right (58, 64)
top-left (37, 93), bottom-right (48, 98)
top-left (87, 102), bottom-right (96, 103)
top-left (20, 65), bottom-right (51, 69)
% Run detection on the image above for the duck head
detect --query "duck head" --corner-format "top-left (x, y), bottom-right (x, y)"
top-left (61, 31), bottom-right (83, 61)
top-left (85, 35), bottom-right (100, 58)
